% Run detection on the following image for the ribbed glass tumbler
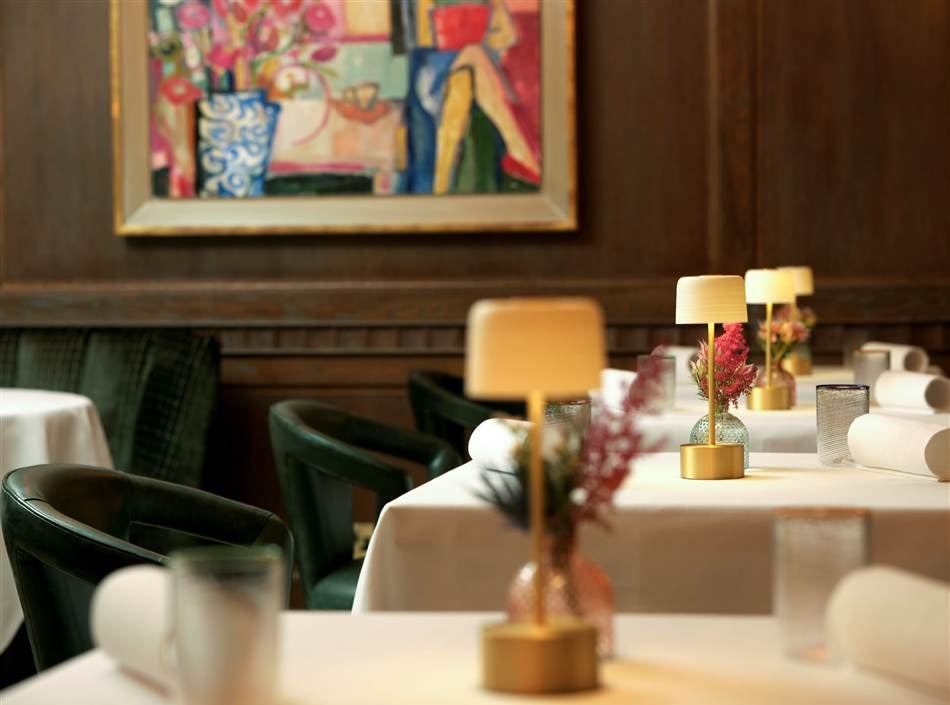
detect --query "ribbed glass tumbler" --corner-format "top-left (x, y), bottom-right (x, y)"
top-left (774, 508), bottom-right (868, 661)
top-left (852, 349), bottom-right (890, 404)
top-left (816, 384), bottom-right (869, 466)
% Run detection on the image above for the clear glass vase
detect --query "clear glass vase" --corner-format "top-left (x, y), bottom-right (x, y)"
top-left (506, 533), bottom-right (614, 658)
top-left (755, 365), bottom-right (797, 406)
top-left (689, 408), bottom-right (750, 468)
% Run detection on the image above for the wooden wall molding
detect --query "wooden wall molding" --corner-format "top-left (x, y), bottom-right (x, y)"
top-left (1, 277), bottom-right (947, 327)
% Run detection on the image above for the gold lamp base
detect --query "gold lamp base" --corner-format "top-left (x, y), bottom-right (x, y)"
top-left (482, 618), bottom-right (599, 694)
top-left (781, 354), bottom-right (812, 376)
top-left (747, 386), bottom-right (791, 410)
top-left (680, 443), bottom-right (745, 480)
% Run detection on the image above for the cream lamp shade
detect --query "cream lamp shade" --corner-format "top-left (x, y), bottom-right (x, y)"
top-left (779, 266), bottom-right (815, 296)
top-left (745, 269), bottom-right (796, 304)
top-left (675, 275), bottom-right (748, 325)
top-left (465, 298), bottom-right (605, 400)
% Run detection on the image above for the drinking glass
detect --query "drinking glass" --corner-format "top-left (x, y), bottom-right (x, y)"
top-left (171, 545), bottom-right (284, 705)
top-left (816, 384), bottom-right (869, 466)
top-left (774, 508), bottom-right (868, 661)
top-left (637, 354), bottom-right (676, 413)
top-left (852, 349), bottom-right (891, 404)
top-left (545, 398), bottom-right (592, 434)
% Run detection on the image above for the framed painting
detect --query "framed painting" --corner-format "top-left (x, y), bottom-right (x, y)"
top-left (110, 0), bottom-right (575, 235)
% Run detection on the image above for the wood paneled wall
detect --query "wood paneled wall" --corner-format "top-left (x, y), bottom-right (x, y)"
top-left (2, 0), bottom-right (949, 515)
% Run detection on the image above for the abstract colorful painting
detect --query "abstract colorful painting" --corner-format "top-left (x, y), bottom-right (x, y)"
top-left (111, 0), bottom-right (573, 234)
top-left (147, 0), bottom-right (542, 199)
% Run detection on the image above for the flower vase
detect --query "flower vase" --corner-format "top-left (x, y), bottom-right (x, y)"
top-left (506, 533), bottom-right (614, 658)
top-left (755, 365), bottom-right (797, 406)
top-left (781, 342), bottom-right (813, 376)
top-left (196, 91), bottom-right (281, 197)
top-left (689, 409), bottom-right (750, 469)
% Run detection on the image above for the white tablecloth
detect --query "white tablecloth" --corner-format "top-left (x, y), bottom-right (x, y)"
top-left (0, 389), bottom-right (113, 651)
top-left (1, 612), bottom-right (944, 704)
top-left (353, 453), bottom-right (950, 615)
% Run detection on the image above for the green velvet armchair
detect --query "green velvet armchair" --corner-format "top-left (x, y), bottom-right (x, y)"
top-left (269, 400), bottom-right (461, 611)
top-left (0, 329), bottom-right (219, 487)
top-left (1, 464), bottom-right (293, 672)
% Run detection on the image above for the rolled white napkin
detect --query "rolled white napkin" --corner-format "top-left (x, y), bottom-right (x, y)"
top-left (600, 368), bottom-right (636, 410)
top-left (827, 566), bottom-right (949, 692)
top-left (91, 566), bottom-right (174, 691)
top-left (862, 341), bottom-right (929, 372)
top-left (662, 345), bottom-right (699, 385)
top-left (467, 418), bottom-right (575, 472)
top-left (848, 414), bottom-right (950, 480)
top-left (875, 371), bottom-right (950, 412)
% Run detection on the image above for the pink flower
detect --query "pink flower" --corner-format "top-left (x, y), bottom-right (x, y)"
top-left (303, 2), bottom-right (335, 34)
top-left (176, 0), bottom-right (211, 30)
top-left (310, 45), bottom-right (337, 62)
top-left (272, 0), bottom-right (303, 19)
top-left (159, 75), bottom-right (202, 105)
top-left (247, 15), bottom-right (279, 52)
top-left (206, 43), bottom-right (237, 70)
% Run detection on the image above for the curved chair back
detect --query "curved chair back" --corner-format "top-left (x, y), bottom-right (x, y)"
top-left (1, 464), bottom-right (293, 671)
top-left (408, 370), bottom-right (525, 459)
top-left (269, 400), bottom-right (460, 609)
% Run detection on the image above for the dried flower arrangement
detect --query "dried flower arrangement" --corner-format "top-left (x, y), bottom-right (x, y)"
top-left (690, 323), bottom-right (757, 411)
top-left (479, 361), bottom-right (663, 542)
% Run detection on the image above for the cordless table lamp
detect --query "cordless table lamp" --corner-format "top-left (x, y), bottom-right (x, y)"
top-left (466, 298), bottom-right (605, 694)
top-left (676, 275), bottom-right (748, 480)
top-left (779, 266), bottom-right (815, 375)
top-left (746, 269), bottom-right (797, 410)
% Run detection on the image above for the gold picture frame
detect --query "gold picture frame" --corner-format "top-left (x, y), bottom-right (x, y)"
top-left (110, 0), bottom-right (575, 236)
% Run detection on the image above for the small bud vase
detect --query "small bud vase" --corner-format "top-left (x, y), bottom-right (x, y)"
top-left (506, 531), bottom-right (614, 658)
top-left (689, 407), bottom-right (750, 468)
top-left (754, 365), bottom-right (797, 406)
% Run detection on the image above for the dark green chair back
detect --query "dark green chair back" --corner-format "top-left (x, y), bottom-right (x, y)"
top-left (407, 370), bottom-right (524, 459)
top-left (1, 464), bottom-right (292, 672)
top-left (269, 400), bottom-right (460, 610)
top-left (0, 329), bottom-right (219, 487)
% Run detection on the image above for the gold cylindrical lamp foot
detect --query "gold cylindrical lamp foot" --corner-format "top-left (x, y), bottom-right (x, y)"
top-left (680, 442), bottom-right (745, 480)
top-left (747, 385), bottom-right (790, 410)
top-left (482, 619), bottom-right (599, 693)
top-left (781, 353), bottom-right (812, 376)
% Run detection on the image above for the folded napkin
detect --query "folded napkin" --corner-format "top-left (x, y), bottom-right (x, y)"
top-left (91, 566), bottom-right (174, 691)
top-left (601, 368), bottom-right (636, 410)
top-left (662, 345), bottom-right (699, 385)
top-left (861, 341), bottom-right (930, 372)
top-left (848, 414), bottom-right (950, 480)
top-left (875, 371), bottom-right (950, 412)
top-left (827, 566), bottom-right (949, 692)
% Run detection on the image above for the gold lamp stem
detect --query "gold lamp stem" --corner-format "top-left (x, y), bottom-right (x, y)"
top-left (707, 322), bottom-right (716, 446)
top-left (527, 389), bottom-right (546, 626)
top-left (765, 301), bottom-right (773, 390)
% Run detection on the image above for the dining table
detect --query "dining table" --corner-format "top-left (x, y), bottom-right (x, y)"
top-left (352, 452), bottom-right (950, 616)
top-left (1, 612), bottom-right (945, 704)
top-left (0, 389), bottom-right (113, 653)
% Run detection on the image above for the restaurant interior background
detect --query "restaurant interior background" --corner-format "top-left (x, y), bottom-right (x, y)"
top-left (1, 0), bottom-right (948, 524)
